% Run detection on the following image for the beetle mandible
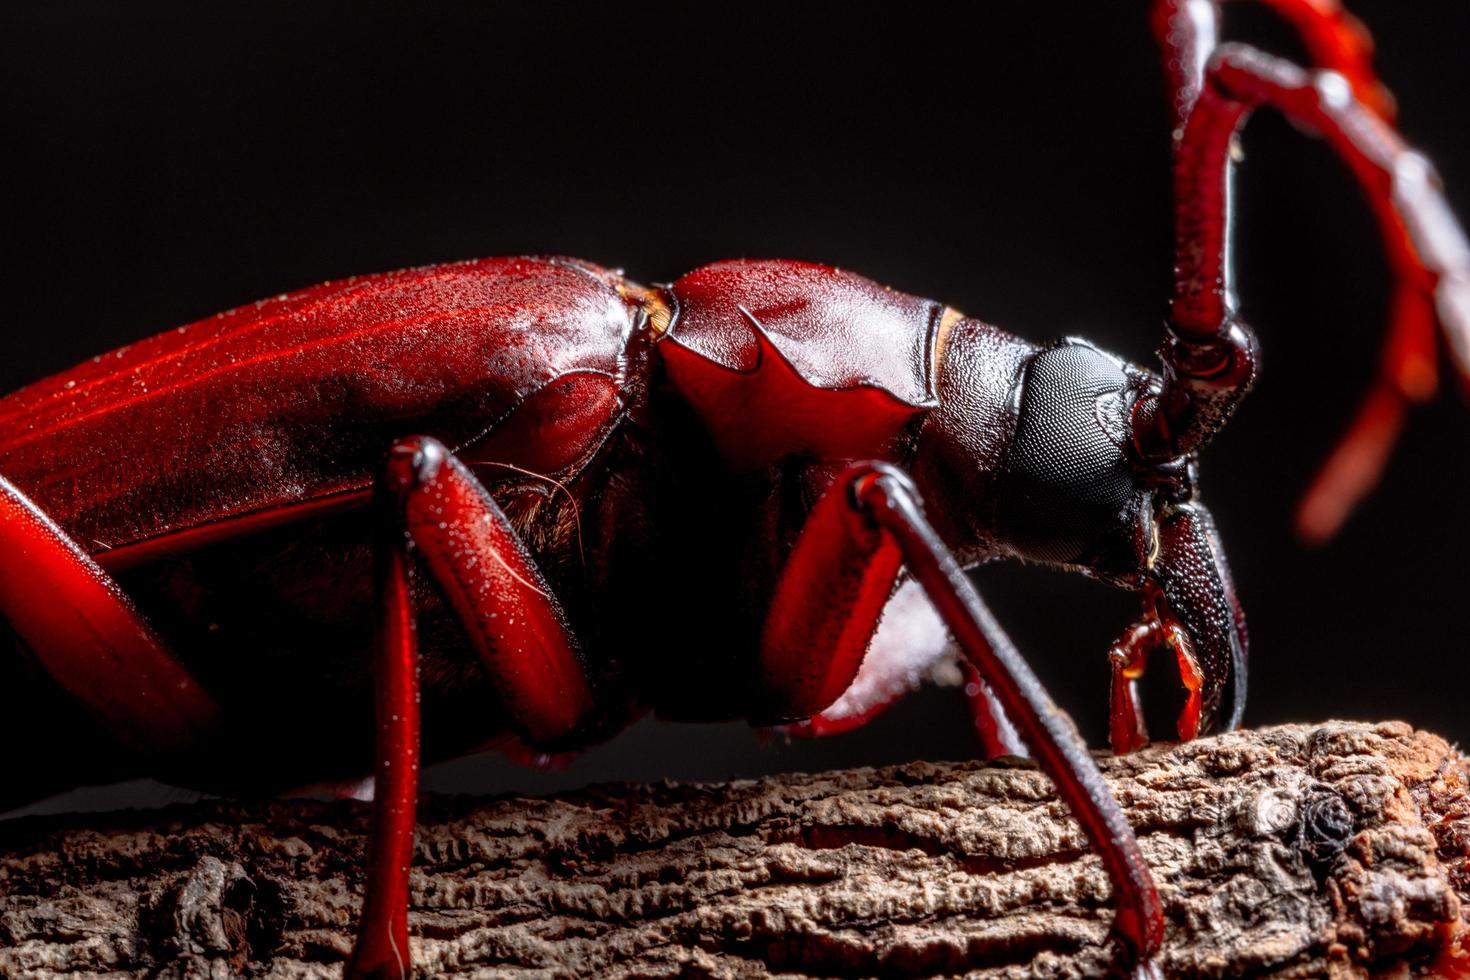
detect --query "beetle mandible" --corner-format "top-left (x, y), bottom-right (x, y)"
top-left (3, 3), bottom-right (1468, 978)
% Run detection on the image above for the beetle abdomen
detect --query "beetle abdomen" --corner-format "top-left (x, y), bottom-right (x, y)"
top-left (0, 256), bottom-right (643, 556)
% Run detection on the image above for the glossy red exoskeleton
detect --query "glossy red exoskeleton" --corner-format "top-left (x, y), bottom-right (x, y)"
top-left (4, 3), bottom-right (1468, 978)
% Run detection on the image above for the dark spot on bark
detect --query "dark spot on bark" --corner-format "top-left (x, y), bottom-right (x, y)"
top-left (222, 872), bottom-right (287, 969)
top-left (1297, 788), bottom-right (1354, 869)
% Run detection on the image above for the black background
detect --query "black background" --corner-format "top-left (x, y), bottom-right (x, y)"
top-left (3, 3), bottom-right (1467, 812)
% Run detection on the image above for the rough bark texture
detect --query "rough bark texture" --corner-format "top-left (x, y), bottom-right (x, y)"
top-left (2, 721), bottom-right (1469, 979)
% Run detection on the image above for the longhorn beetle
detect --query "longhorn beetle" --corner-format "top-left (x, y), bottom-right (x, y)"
top-left (2, 2), bottom-right (1467, 977)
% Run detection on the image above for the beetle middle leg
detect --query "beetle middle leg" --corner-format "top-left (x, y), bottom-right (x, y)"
top-left (757, 462), bottom-right (1164, 977)
top-left (346, 435), bottom-right (596, 980)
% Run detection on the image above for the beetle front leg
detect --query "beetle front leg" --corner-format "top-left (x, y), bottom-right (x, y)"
top-left (347, 436), bottom-right (597, 980)
top-left (769, 577), bottom-right (1027, 754)
top-left (758, 462), bottom-right (1163, 977)
top-left (860, 468), bottom-right (1165, 976)
top-left (756, 463), bottom-right (905, 722)
top-left (0, 476), bottom-right (218, 755)
top-left (756, 467), bottom-right (1023, 757)
top-left (1108, 620), bottom-right (1159, 756)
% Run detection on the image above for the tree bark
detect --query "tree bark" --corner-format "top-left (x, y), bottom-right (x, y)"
top-left (2, 721), bottom-right (1468, 978)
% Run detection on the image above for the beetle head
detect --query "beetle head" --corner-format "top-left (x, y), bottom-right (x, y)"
top-left (992, 341), bottom-right (1141, 568)
top-left (998, 339), bottom-right (1247, 737)
top-left (918, 334), bottom-right (1247, 739)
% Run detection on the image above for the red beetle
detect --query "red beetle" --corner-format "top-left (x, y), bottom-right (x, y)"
top-left (3, 3), bottom-right (1468, 978)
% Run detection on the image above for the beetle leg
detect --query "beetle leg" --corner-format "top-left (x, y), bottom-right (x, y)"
top-left (1108, 620), bottom-right (1160, 755)
top-left (349, 507), bottom-right (420, 980)
top-left (857, 466), bottom-right (1165, 973)
top-left (961, 661), bottom-right (1029, 759)
top-left (755, 461), bottom-right (906, 722)
top-left (759, 462), bottom-right (1163, 974)
top-left (802, 579), bottom-right (953, 727)
top-left (346, 436), bottom-right (596, 980)
top-left (0, 476), bottom-right (218, 755)
top-left (769, 577), bottom-right (1027, 755)
top-left (777, 664), bottom-right (1028, 762)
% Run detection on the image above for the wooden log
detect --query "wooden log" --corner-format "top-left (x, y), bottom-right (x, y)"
top-left (2, 721), bottom-right (1468, 978)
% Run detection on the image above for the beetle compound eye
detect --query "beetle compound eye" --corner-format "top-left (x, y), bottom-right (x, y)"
top-left (996, 343), bottom-right (1137, 564)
